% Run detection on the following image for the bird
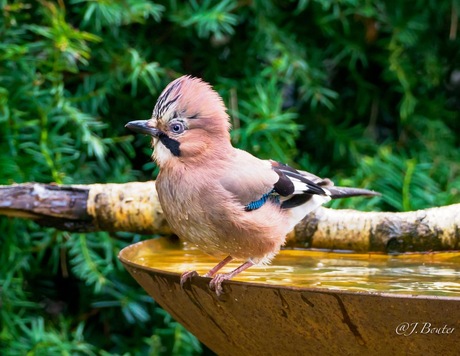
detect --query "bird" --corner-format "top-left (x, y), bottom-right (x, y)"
top-left (125, 75), bottom-right (379, 296)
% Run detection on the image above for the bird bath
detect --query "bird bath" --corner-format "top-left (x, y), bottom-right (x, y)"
top-left (119, 237), bottom-right (460, 355)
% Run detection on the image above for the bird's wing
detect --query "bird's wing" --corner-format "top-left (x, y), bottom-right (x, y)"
top-left (219, 149), bottom-right (280, 207)
top-left (219, 152), bottom-right (331, 210)
top-left (220, 155), bottom-right (379, 211)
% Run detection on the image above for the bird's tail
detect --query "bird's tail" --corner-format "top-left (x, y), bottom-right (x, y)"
top-left (327, 186), bottom-right (381, 199)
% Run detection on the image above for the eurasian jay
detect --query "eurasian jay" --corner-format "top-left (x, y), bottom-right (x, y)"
top-left (126, 75), bottom-right (378, 295)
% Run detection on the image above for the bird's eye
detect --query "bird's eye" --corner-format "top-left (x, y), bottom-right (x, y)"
top-left (170, 122), bottom-right (185, 134)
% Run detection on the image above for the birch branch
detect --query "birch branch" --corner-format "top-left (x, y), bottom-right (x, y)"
top-left (1, 182), bottom-right (459, 252)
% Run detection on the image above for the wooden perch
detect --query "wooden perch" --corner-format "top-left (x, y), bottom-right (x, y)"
top-left (1, 182), bottom-right (459, 252)
top-left (0, 182), bottom-right (171, 235)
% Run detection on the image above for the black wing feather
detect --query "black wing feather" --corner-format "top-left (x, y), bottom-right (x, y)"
top-left (273, 169), bottom-right (295, 196)
top-left (271, 161), bottom-right (329, 196)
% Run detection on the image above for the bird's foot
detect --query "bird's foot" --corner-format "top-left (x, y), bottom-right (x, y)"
top-left (180, 270), bottom-right (199, 288)
top-left (209, 273), bottom-right (231, 296)
top-left (208, 260), bottom-right (255, 296)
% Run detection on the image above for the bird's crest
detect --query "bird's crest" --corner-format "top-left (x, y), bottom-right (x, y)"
top-left (152, 75), bottom-right (231, 135)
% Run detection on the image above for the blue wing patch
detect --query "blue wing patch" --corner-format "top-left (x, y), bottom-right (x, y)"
top-left (245, 189), bottom-right (280, 211)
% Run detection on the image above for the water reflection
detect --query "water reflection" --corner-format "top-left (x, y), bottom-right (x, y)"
top-left (130, 238), bottom-right (460, 297)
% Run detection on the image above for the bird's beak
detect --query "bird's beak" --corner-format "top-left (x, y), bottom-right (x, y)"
top-left (125, 120), bottom-right (161, 137)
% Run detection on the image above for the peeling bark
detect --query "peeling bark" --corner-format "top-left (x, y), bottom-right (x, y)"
top-left (1, 182), bottom-right (459, 252)
top-left (0, 182), bottom-right (171, 235)
top-left (287, 205), bottom-right (460, 252)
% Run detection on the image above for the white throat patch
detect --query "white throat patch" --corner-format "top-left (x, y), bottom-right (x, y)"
top-left (153, 141), bottom-right (174, 166)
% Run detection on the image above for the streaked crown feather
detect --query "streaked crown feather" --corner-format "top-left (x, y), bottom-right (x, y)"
top-left (152, 75), bottom-right (231, 134)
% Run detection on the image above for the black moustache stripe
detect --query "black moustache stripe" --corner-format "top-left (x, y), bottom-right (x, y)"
top-left (159, 133), bottom-right (181, 157)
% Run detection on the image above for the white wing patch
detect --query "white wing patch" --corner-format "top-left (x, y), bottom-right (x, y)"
top-left (291, 177), bottom-right (331, 196)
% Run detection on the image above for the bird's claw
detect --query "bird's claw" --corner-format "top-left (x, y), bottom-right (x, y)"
top-left (180, 270), bottom-right (226, 296)
top-left (209, 274), bottom-right (229, 296)
top-left (180, 270), bottom-right (199, 288)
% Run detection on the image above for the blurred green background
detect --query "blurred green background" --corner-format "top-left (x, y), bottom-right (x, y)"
top-left (1, 0), bottom-right (459, 354)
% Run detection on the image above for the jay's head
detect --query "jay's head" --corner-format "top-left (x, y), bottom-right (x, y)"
top-left (126, 75), bottom-right (231, 166)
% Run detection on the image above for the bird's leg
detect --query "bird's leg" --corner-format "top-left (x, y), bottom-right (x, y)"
top-left (209, 260), bottom-right (255, 296)
top-left (203, 255), bottom-right (233, 277)
top-left (179, 255), bottom-right (233, 288)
